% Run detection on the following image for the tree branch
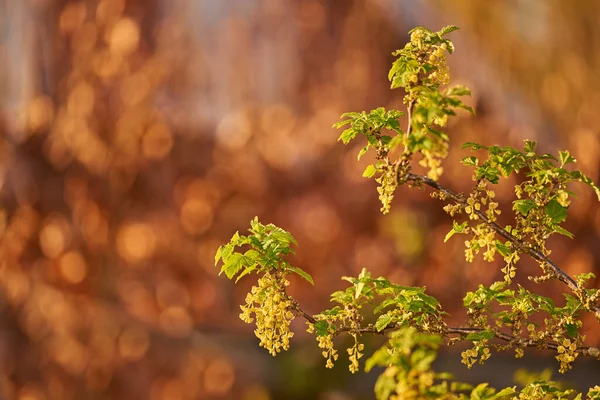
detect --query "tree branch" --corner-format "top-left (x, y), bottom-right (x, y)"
top-left (293, 302), bottom-right (596, 357)
top-left (404, 172), bottom-right (600, 317)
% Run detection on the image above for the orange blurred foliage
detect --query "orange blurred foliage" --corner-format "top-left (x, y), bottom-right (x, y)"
top-left (0, 0), bottom-right (599, 398)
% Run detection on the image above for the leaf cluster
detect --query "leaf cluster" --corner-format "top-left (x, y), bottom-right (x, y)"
top-left (215, 217), bottom-right (313, 284)
top-left (215, 25), bottom-right (600, 400)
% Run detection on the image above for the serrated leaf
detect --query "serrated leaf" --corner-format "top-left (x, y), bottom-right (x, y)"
top-left (523, 140), bottom-right (537, 154)
top-left (338, 128), bottom-right (357, 144)
top-left (447, 86), bottom-right (471, 97)
top-left (439, 25), bottom-right (460, 36)
top-left (214, 245), bottom-right (223, 265)
top-left (362, 164), bottom-right (377, 178)
top-left (559, 150), bottom-right (576, 165)
top-left (289, 266), bottom-right (314, 285)
top-left (314, 320), bottom-right (330, 336)
top-left (375, 314), bottom-right (393, 332)
top-left (461, 156), bottom-right (478, 167)
top-left (513, 199), bottom-right (536, 216)
top-left (462, 141), bottom-right (487, 151)
top-left (221, 252), bottom-right (245, 279)
top-left (545, 199), bottom-right (567, 224)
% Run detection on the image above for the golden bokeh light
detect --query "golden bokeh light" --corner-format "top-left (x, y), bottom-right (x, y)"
top-left (118, 326), bottom-right (150, 361)
top-left (58, 251), bottom-right (87, 284)
top-left (203, 358), bottom-right (235, 396)
top-left (116, 223), bottom-right (157, 264)
top-left (39, 215), bottom-right (72, 259)
top-left (27, 96), bottom-right (54, 132)
top-left (109, 18), bottom-right (140, 56)
top-left (158, 307), bottom-right (193, 337)
top-left (51, 336), bottom-right (87, 375)
top-left (179, 198), bottom-right (212, 235)
top-left (216, 111), bottom-right (252, 151)
top-left (2, 1), bottom-right (600, 398)
top-left (142, 124), bottom-right (173, 160)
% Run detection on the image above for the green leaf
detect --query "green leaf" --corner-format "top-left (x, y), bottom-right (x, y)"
top-left (289, 265), bottom-right (314, 285)
top-left (338, 128), bottom-right (357, 144)
top-left (214, 245), bottom-right (223, 265)
top-left (559, 150), bottom-right (576, 165)
top-left (375, 314), bottom-right (393, 332)
top-left (554, 225), bottom-right (574, 239)
top-left (575, 272), bottom-right (596, 286)
top-left (470, 383), bottom-right (494, 400)
top-left (387, 135), bottom-right (404, 151)
top-left (362, 164), bottom-right (377, 178)
top-left (565, 323), bottom-right (578, 338)
top-left (523, 140), bottom-right (537, 154)
top-left (447, 86), bottom-right (471, 97)
top-left (570, 171), bottom-right (600, 201)
top-left (461, 156), bottom-right (479, 167)
top-left (450, 381), bottom-right (472, 392)
top-left (444, 221), bottom-right (467, 243)
top-left (495, 387), bottom-right (518, 397)
top-left (544, 199), bottom-right (567, 224)
top-left (513, 199), bottom-right (536, 216)
top-left (221, 252), bottom-right (245, 279)
top-left (439, 25), bottom-right (460, 36)
top-left (314, 320), bottom-right (330, 336)
top-left (355, 280), bottom-right (366, 300)
top-left (357, 145), bottom-right (369, 161)
top-left (495, 241), bottom-right (511, 257)
top-left (235, 265), bottom-right (257, 283)
top-left (462, 142), bottom-right (487, 151)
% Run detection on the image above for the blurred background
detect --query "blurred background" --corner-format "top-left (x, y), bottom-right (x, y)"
top-left (1, 0), bottom-right (600, 399)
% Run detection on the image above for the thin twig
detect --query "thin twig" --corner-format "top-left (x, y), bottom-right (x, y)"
top-left (294, 303), bottom-right (595, 357)
top-left (404, 172), bottom-right (600, 316)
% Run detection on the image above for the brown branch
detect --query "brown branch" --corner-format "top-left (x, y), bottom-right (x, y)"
top-left (404, 172), bottom-right (600, 316)
top-left (293, 303), bottom-right (596, 357)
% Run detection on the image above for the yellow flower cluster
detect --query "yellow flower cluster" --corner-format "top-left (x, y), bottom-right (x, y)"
top-left (461, 345), bottom-right (491, 368)
top-left (427, 45), bottom-right (450, 85)
top-left (347, 333), bottom-right (365, 373)
top-left (409, 29), bottom-right (450, 86)
top-left (556, 337), bottom-right (579, 373)
top-left (376, 164), bottom-right (398, 214)
top-left (239, 272), bottom-right (294, 356)
top-left (418, 146), bottom-right (447, 181)
top-left (306, 322), bottom-right (338, 368)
